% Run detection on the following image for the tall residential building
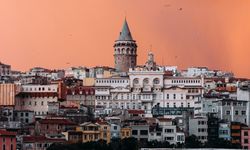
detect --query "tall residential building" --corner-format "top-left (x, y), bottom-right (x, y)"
top-left (114, 18), bottom-right (137, 72)
top-left (0, 62), bottom-right (11, 76)
top-left (0, 84), bottom-right (16, 106)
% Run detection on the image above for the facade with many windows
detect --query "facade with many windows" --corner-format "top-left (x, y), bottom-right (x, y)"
top-left (94, 65), bottom-right (204, 117)
top-left (15, 84), bottom-right (59, 117)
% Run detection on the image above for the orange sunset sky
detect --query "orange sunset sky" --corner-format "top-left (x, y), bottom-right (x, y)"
top-left (0, 0), bottom-right (250, 78)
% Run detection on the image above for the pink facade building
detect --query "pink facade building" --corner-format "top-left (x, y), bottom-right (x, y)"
top-left (241, 127), bottom-right (250, 149)
top-left (0, 130), bottom-right (16, 150)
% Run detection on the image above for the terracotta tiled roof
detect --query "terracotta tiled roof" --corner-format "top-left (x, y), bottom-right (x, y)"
top-left (157, 118), bottom-right (172, 122)
top-left (60, 105), bottom-right (78, 109)
top-left (128, 109), bottom-right (145, 114)
top-left (16, 92), bottom-right (58, 97)
top-left (66, 86), bottom-right (95, 95)
top-left (0, 130), bottom-right (16, 136)
top-left (23, 136), bottom-right (65, 143)
top-left (39, 119), bottom-right (77, 125)
top-left (164, 71), bottom-right (173, 76)
top-left (96, 121), bottom-right (109, 125)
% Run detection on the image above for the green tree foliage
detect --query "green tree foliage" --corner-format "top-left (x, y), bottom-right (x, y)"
top-left (48, 138), bottom-right (138, 150)
top-left (185, 135), bottom-right (203, 148)
top-left (204, 137), bottom-right (242, 149)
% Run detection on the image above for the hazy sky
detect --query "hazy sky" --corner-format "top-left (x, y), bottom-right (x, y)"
top-left (0, 0), bottom-right (250, 78)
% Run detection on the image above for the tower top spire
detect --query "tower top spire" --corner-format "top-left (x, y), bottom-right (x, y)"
top-left (118, 18), bottom-right (133, 41)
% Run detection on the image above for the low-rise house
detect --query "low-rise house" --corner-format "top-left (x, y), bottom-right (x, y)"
top-left (131, 121), bottom-right (149, 143)
top-left (98, 122), bottom-right (111, 143)
top-left (13, 110), bottom-right (34, 124)
top-left (110, 123), bottom-right (120, 139)
top-left (62, 130), bottom-right (83, 144)
top-left (218, 122), bottom-right (231, 140)
top-left (231, 122), bottom-right (247, 144)
top-left (0, 130), bottom-right (16, 150)
top-left (120, 127), bottom-right (132, 139)
top-left (76, 122), bottom-right (100, 143)
top-left (65, 86), bottom-right (95, 108)
top-left (30, 118), bottom-right (77, 135)
top-left (15, 84), bottom-right (59, 117)
top-left (22, 135), bottom-right (65, 150)
top-left (241, 127), bottom-right (250, 149)
top-left (189, 116), bottom-right (208, 143)
top-left (217, 99), bottom-right (248, 125)
top-left (148, 118), bottom-right (185, 144)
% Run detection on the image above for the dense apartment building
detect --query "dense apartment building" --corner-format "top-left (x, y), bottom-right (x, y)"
top-left (0, 62), bottom-right (11, 76)
top-left (0, 130), bottom-right (16, 150)
top-left (65, 86), bottom-right (95, 108)
top-left (95, 53), bottom-right (203, 117)
top-left (15, 84), bottom-right (59, 117)
top-left (0, 84), bottom-right (16, 106)
top-left (217, 99), bottom-right (248, 125)
top-left (189, 116), bottom-right (208, 143)
top-left (241, 127), bottom-right (250, 149)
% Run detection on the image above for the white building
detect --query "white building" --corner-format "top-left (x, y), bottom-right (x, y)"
top-left (65, 67), bottom-right (89, 79)
top-left (95, 77), bottom-right (132, 109)
top-left (237, 81), bottom-right (250, 101)
top-left (189, 116), bottom-right (208, 143)
top-left (15, 84), bottom-right (59, 117)
top-left (128, 66), bottom-right (165, 117)
top-left (148, 118), bottom-right (185, 144)
top-left (182, 67), bottom-right (214, 77)
top-left (0, 62), bottom-right (11, 76)
top-left (163, 77), bottom-right (203, 109)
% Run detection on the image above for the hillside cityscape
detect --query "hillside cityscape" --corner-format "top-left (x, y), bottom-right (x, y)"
top-left (0, 19), bottom-right (250, 150)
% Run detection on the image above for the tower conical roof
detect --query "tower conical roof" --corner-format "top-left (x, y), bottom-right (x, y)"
top-left (118, 18), bottom-right (134, 41)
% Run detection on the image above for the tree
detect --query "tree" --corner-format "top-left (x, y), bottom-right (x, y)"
top-left (121, 137), bottom-right (138, 150)
top-left (185, 135), bottom-right (203, 148)
top-left (109, 138), bottom-right (121, 150)
top-left (204, 137), bottom-right (242, 149)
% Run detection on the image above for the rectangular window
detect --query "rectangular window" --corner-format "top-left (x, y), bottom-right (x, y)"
top-left (166, 137), bottom-right (174, 140)
top-left (235, 110), bottom-right (238, 115)
top-left (244, 139), bottom-right (248, 144)
top-left (140, 130), bottom-right (148, 135)
top-left (242, 111), bottom-right (246, 115)
top-left (132, 130), bottom-right (138, 135)
top-left (244, 131), bottom-right (248, 136)
top-left (126, 131), bottom-right (129, 136)
top-left (165, 129), bottom-right (174, 133)
top-left (226, 111), bottom-right (230, 115)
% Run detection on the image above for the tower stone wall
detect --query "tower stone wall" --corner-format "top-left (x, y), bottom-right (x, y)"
top-left (114, 19), bottom-right (137, 72)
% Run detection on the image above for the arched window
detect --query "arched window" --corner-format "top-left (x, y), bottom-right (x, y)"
top-left (122, 48), bottom-right (125, 54)
top-left (153, 78), bottom-right (160, 84)
top-left (133, 78), bottom-right (139, 85)
top-left (126, 48), bottom-right (130, 54)
top-left (143, 78), bottom-right (149, 86)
